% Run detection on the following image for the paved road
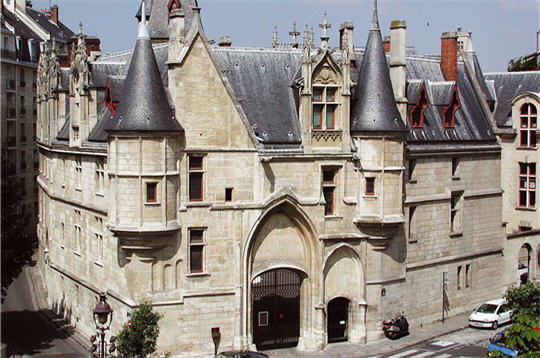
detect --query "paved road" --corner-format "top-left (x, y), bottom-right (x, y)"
top-left (368, 327), bottom-right (497, 358)
top-left (1, 268), bottom-right (88, 357)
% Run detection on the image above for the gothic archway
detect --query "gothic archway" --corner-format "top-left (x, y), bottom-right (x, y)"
top-left (518, 244), bottom-right (532, 285)
top-left (327, 297), bottom-right (350, 343)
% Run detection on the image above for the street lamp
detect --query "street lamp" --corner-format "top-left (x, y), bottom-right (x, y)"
top-left (92, 292), bottom-right (113, 358)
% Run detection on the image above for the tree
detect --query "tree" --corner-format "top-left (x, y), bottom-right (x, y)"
top-left (504, 312), bottom-right (540, 355)
top-left (504, 282), bottom-right (540, 318)
top-left (1, 154), bottom-right (38, 301)
top-left (116, 300), bottom-right (162, 358)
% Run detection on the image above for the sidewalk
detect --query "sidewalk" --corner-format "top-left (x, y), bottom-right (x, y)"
top-left (266, 313), bottom-right (470, 358)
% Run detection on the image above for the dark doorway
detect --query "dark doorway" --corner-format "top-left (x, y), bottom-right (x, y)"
top-left (327, 297), bottom-right (349, 343)
top-left (252, 269), bottom-right (302, 350)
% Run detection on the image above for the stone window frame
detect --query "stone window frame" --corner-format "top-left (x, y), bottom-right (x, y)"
top-left (95, 159), bottom-right (105, 196)
top-left (457, 265), bottom-right (462, 290)
top-left (73, 209), bottom-right (82, 255)
top-left (450, 191), bottom-right (463, 236)
top-left (312, 84), bottom-right (340, 130)
top-left (322, 167), bottom-right (337, 216)
top-left (75, 156), bottom-right (83, 191)
top-left (188, 155), bottom-right (205, 202)
top-left (518, 162), bottom-right (536, 208)
top-left (519, 103), bottom-right (537, 148)
top-left (408, 205), bottom-right (417, 242)
top-left (408, 158), bottom-right (417, 183)
top-left (451, 157), bottom-right (460, 179)
top-left (365, 177), bottom-right (375, 196)
top-left (443, 85), bottom-right (461, 128)
top-left (188, 228), bottom-right (206, 274)
top-left (145, 181), bottom-right (159, 204)
top-left (94, 216), bottom-right (104, 265)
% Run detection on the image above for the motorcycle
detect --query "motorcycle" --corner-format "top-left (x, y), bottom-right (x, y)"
top-left (382, 314), bottom-right (409, 340)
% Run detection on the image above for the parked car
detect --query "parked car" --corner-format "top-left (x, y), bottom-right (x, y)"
top-left (469, 298), bottom-right (512, 329)
top-left (216, 350), bottom-right (269, 358)
top-left (487, 328), bottom-right (518, 357)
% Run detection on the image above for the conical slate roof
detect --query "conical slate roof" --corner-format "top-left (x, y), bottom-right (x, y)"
top-left (350, 0), bottom-right (407, 133)
top-left (106, 3), bottom-right (182, 133)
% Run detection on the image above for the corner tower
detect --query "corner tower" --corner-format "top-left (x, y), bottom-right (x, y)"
top-left (105, 2), bottom-right (184, 296)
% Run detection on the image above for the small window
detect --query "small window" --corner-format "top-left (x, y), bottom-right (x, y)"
top-left (365, 177), bottom-right (375, 196)
top-left (410, 86), bottom-right (429, 127)
top-left (466, 264), bottom-right (471, 288)
top-left (443, 86), bottom-right (460, 128)
top-left (322, 168), bottom-right (337, 215)
top-left (408, 206), bottom-right (417, 241)
top-left (189, 155), bottom-right (204, 201)
top-left (189, 229), bottom-right (204, 273)
top-left (457, 265), bottom-right (462, 290)
top-left (225, 188), bottom-right (233, 202)
top-left (408, 159), bottom-right (417, 182)
top-left (146, 182), bottom-right (157, 203)
top-left (452, 157), bottom-right (459, 177)
top-left (450, 191), bottom-right (463, 233)
top-left (518, 162), bottom-right (536, 208)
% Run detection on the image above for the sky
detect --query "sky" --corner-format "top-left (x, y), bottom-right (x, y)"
top-left (29, 0), bottom-right (539, 73)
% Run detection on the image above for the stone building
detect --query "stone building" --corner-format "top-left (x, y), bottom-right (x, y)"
top-left (36, 0), bottom-right (509, 356)
top-left (1, 0), bottom-right (73, 229)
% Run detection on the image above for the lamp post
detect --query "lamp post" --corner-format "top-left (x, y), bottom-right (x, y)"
top-left (92, 292), bottom-right (113, 358)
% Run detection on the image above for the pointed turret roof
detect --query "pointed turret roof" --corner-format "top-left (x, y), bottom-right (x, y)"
top-left (106, 2), bottom-right (182, 133)
top-left (350, 0), bottom-right (407, 133)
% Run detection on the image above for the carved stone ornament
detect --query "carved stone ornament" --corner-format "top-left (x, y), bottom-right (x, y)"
top-left (315, 63), bottom-right (336, 84)
top-left (69, 27), bottom-right (90, 96)
top-left (48, 39), bottom-right (60, 97)
top-left (36, 41), bottom-right (51, 100)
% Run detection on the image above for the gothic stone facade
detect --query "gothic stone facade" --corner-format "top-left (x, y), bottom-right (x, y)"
top-left (36, 1), bottom-right (509, 356)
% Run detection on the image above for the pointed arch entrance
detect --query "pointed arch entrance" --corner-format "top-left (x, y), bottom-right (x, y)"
top-left (242, 195), bottom-right (319, 351)
top-left (518, 243), bottom-right (532, 285)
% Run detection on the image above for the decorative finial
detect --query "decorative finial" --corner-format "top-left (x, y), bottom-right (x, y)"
top-left (371, 0), bottom-right (380, 31)
top-left (310, 27), bottom-right (315, 48)
top-left (78, 21), bottom-right (83, 35)
top-left (319, 10), bottom-right (331, 40)
top-left (138, 0), bottom-right (150, 39)
top-left (303, 24), bottom-right (310, 48)
top-left (289, 22), bottom-right (300, 48)
top-left (272, 26), bottom-right (278, 48)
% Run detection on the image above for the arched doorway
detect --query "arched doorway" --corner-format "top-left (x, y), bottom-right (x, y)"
top-left (252, 268), bottom-right (303, 350)
top-left (518, 244), bottom-right (532, 285)
top-left (327, 297), bottom-right (350, 343)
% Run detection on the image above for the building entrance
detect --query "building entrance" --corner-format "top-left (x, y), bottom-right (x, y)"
top-left (252, 269), bottom-right (302, 350)
top-left (327, 297), bottom-right (349, 343)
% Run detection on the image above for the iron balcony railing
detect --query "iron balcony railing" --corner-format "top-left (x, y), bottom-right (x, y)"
top-left (1, 49), bottom-right (16, 61)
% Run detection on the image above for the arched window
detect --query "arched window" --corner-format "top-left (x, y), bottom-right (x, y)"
top-left (168, 0), bottom-right (181, 15)
top-left (443, 86), bottom-right (460, 128)
top-left (410, 85), bottom-right (429, 127)
top-left (520, 103), bottom-right (537, 147)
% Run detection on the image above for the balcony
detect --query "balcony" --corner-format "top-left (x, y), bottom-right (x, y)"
top-left (7, 108), bottom-right (16, 118)
top-left (1, 48), bottom-right (16, 61)
top-left (6, 79), bottom-right (16, 91)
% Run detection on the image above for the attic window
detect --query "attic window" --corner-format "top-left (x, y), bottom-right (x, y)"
top-left (519, 103), bottom-right (537, 148)
top-left (168, 0), bottom-right (181, 15)
top-left (443, 86), bottom-right (461, 128)
top-left (410, 85), bottom-right (429, 127)
top-left (312, 85), bottom-right (338, 130)
top-left (104, 80), bottom-right (118, 116)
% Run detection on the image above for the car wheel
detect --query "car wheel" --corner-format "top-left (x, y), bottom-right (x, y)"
top-left (492, 320), bottom-right (498, 330)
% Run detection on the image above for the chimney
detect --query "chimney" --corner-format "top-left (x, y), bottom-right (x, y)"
top-left (339, 20), bottom-right (354, 56)
top-left (441, 30), bottom-right (458, 81)
top-left (537, 30), bottom-right (540, 55)
top-left (50, 4), bottom-right (58, 24)
top-left (390, 19), bottom-right (407, 122)
top-left (218, 36), bottom-right (232, 47)
top-left (383, 35), bottom-right (390, 52)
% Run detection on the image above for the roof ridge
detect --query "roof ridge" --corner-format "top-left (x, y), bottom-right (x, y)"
top-left (485, 71), bottom-right (540, 76)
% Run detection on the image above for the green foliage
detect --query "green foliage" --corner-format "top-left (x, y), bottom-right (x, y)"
top-left (505, 312), bottom-right (540, 354)
top-left (504, 282), bottom-right (540, 318)
top-left (508, 55), bottom-right (540, 72)
top-left (116, 300), bottom-right (162, 358)
top-left (1, 156), bottom-right (38, 301)
top-left (485, 351), bottom-right (508, 358)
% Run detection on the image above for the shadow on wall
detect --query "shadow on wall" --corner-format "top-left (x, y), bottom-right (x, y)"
top-left (1, 309), bottom-right (76, 356)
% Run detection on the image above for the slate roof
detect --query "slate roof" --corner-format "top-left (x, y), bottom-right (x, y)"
top-left (485, 71), bottom-right (540, 127)
top-left (104, 19), bottom-right (182, 133)
top-left (350, 4), bottom-right (407, 133)
top-left (213, 48), bottom-right (303, 144)
top-left (406, 59), bottom-right (496, 142)
top-left (26, 7), bottom-right (74, 43)
top-left (1, 7), bottom-right (40, 62)
top-left (56, 115), bottom-right (70, 141)
top-left (136, 0), bottom-right (198, 40)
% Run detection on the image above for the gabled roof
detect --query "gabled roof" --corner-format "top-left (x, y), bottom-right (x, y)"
top-left (105, 8), bottom-right (182, 133)
top-left (350, 1), bottom-right (407, 133)
top-left (485, 71), bottom-right (540, 127)
top-left (25, 7), bottom-right (74, 42)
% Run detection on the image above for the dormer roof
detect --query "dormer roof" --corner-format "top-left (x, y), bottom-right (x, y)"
top-left (350, 0), bottom-right (407, 133)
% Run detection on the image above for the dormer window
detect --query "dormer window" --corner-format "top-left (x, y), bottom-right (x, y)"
top-left (410, 85), bottom-right (429, 127)
top-left (519, 103), bottom-right (537, 148)
top-left (104, 80), bottom-right (118, 116)
top-left (312, 85), bottom-right (338, 130)
top-left (168, 0), bottom-right (181, 15)
top-left (443, 86), bottom-right (461, 128)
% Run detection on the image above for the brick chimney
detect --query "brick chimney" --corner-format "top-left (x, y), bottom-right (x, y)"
top-left (441, 31), bottom-right (458, 81)
top-left (218, 36), bottom-right (232, 47)
top-left (50, 4), bottom-right (58, 24)
top-left (383, 35), bottom-right (390, 52)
